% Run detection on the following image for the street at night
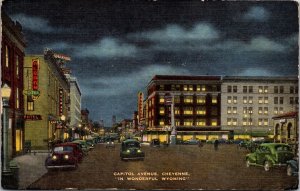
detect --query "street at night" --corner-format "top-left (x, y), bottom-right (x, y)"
top-left (28, 143), bottom-right (298, 190)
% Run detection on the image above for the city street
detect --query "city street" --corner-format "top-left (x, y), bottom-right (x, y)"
top-left (28, 143), bottom-right (298, 190)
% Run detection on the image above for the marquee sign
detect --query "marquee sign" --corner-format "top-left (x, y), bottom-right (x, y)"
top-left (53, 53), bottom-right (71, 61)
top-left (32, 59), bottom-right (39, 91)
top-left (137, 92), bottom-right (144, 124)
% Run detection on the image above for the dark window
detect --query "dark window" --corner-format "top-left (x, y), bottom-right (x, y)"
top-left (233, 86), bottom-right (237, 93)
top-left (243, 86), bottom-right (247, 93)
top-left (280, 86), bottom-right (284, 93)
top-left (290, 97), bottom-right (294, 104)
top-left (280, 97), bottom-right (284, 104)
top-left (290, 86), bottom-right (294, 94)
top-left (227, 86), bottom-right (232, 93)
top-left (274, 86), bottom-right (278, 93)
top-left (249, 86), bottom-right (253, 93)
top-left (274, 97), bottom-right (278, 104)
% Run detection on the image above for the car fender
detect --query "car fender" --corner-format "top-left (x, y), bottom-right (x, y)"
top-left (287, 160), bottom-right (298, 169)
top-left (264, 155), bottom-right (276, 165)
top-left (246, 153), bottom-right (256, 163)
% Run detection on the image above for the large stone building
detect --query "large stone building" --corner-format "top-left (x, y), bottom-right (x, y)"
top-left (23, 50), bottom-right (70, 149)
top-left (1, 13), bottom-right (26, 156)
top-left (144, 75), bottom-right (225, 142)
top-left (143, 75), bottom-right (298, 142)
top-left (221, 76), bottom-right (298, 139)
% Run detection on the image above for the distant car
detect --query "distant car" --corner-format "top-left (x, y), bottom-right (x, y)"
top-left (120, 139), bottom-right (145, 161)
top-left (150, 139), bottom-right (160, 147)
top-left (184, 139), bottom-right (200, 145)
top-left (246, 143), bottom-right (294, 171)
top-left (106, 138), bottom-right (115, 148)
top-left (287, 158), bottom-right (298, 176)
top-left (45, 143), bottom-right (82, 170)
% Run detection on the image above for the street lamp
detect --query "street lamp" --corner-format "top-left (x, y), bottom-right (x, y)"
top-left (1, 83), bottom-right (12, 174)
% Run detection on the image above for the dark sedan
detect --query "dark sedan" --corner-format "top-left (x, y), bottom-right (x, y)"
top-left (45, 143), bottom-right (82, 170)
top-left (120, 139), bottom-right (145, 161)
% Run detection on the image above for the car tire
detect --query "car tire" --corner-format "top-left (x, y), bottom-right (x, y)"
top-left (287, 164), bottom-right (293, 176)
top-left (246, 159), bottom-right (251, 168)
top-left (264, 161), bottom-right (271, 172)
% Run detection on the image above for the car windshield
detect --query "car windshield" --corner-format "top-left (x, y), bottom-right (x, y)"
top-left (275, 145), bottom-right (292, 152)
top-left (54, 146), bottom-right (73, 152)
top-left (125, 142), bottom-right (140, 148)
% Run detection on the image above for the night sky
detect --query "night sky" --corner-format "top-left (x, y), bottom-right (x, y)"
top-left (2, 0), bottom-right (298, 126)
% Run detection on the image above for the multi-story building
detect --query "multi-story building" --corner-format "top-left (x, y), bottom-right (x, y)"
top-left (23, 50), bottom-right (69, 149)
top-left (65, 73), bottom-right (82, 129)
top-left (145, 75), bottom-right (225, 142)
top-left (1, 13), bottom-right (26, 156)
top-left (221, 76), bottom-right (298, 139)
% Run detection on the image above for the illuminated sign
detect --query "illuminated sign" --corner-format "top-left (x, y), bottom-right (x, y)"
top-left (24, 115), bottom-right (42, 120)
top-left (137, 92), bottom-right (144, 124)
top-left (32, 59), bottom-right (39, 90)
top-left (59, 88), bottom-right (63, 115)
top-left (53, 53), bottom-right (71, 61)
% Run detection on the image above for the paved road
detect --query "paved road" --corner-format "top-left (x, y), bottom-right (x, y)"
top-left (28, 143), bottom-right (298, 190)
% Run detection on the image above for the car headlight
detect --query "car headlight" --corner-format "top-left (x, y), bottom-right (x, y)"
top-left (107, 142), bottom-right (109, 144)
top-left (137, 150), bottom-right (142, 153)
top-left (126, 149), bottom-right (130, 153)
top-left (64, 155), bottom-right (69, 160)
top-left (112, 142), bottom-right (114, 144)
top-left (52, 155), bottom-right (57, 160)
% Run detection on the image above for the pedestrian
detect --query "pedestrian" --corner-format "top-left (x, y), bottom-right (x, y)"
top-left (214, 139), bottom-right (219, 151)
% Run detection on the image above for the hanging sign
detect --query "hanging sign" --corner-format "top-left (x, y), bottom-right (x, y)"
top-left (32, 59), bottom-right (39, 90)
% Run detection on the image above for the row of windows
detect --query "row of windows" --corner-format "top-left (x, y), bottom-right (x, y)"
top-left (158, 84), bottom-right (220, 92)
top-left (227, 85), bottom-right (298, 94)
top-left (158, 119), bottom-right (218, 126)
top-left (4, 45), bottom-right (21, 77)
top-left (227, 96), bottom-right (299, 105)
top-left (227, 118), bottom-right (269, 126)
top-left (158, 95), bottom-right (217, 104)
top-left (159, 107), bottom-right (218, 115)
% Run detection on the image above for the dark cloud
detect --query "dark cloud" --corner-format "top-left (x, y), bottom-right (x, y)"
top-left (2, 0), bottom-right (298, 126)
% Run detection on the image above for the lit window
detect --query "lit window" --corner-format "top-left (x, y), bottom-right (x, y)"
top-left (184, 96), bottom-right (193, 103)
top-left (184, 119), bottom-right (193, 126)
top-left (243, 107), bottom-right (247, 114)
top-left (243, 97), bottom-right (247, 104)
top-left (274, 107), bottom-right (278, 114)
top-left (264, 119), bottom-right (268, 126)
top-left (248, 118), bottom-right (253, 126)
top-left (159, 107), bottom-right (165, 115)
top-left (201, 85), bottom-right (206, 92)
top-left (159, 120), bottom-right (165, 126)
top-left (5, 46), bottom-right (9, 67)
top-left (264, 97), bottom-right (268, 104)
top-left (279, 107), bottom-right (284, 114)
top-left (227, 96), bottom-right (232, 104)
top-left (211, 119), bottom-right (218, 126)
top-left (258, 107), bottom-right (263, 114)
top-left (264, 86), bottom-right (268, 93)
top-left (27, 96), bottom-right (34, 111)
top-left (184, 107), bottom-right (193, 115)
top-left (188, 85), bottom-right (193, 91)
top-left (264, 107), bottom-right (268, 115)
top-left (248, 97), bottom-right (253, 104)
top-left (159, 96), bottom-right (164, 103)
top-left (196, 85), bottom-right (201, 91)
top-left (16, 55), bottom-right (19, 76)
top-left (259, 86), bottom-right (263, 93)
top-left (242, 118), bottom-right (247, 126)
top-left (197, 96), bottom-right (206, 104)
top-left (232, 107), bottom-right (237, 114)
top-left (196, 119), bottom-right (206, 126)
top-left (227, 118), bottom-right (232, 126)
top-left (232, 118), bottom-right (237, 126)
top-left (227, 107), bottom-right (231, 114)
top-left (258, 97), bottom-right (263, 104)
top-left (212, 96), bottom-right (217, 104)
top-left (159, 85), bottom-right (164, 90)
top-left (233, 96), bottom-right (237, 104)
top-left (258, 119), bottom-right (263, 126)
top-left (174, 107), bottom-right (180, 115)
top-left (175, 120), bottom-right (180, 126)
top-left (196, 107), bottom-right (206, 115)
top-left (16, 88), bottom-right (19, 109)
top-left (183, 85), bottom-right (188, 91)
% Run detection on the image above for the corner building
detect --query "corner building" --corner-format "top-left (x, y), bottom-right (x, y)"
top-left (145, 75), bottom-right (228, 141)
top-left (221, 76), bottom-right (298, 139)
top-left (24, 51), bottom-right (69, 149)
top-left (1, 13), bottom-right (26, 156)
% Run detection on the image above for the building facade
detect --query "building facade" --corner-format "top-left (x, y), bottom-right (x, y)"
top-left (221, 76), bottom-right (298, 139)
top-left (145, 75), bottom-right (225, 142)
top-left (23, 51), bottom-right (69, 149)
top-left (1, 13), bottom-right (26, 156)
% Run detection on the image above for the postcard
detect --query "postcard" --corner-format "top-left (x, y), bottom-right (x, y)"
top-left (1, 0), bottom-right (299, 190)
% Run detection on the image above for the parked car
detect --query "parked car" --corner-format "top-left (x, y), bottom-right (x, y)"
top-left (106, 138), bottom-right (115, 148)
top-left (85, 139), bottom-right (95, 149)
top-left (120, 139), bottom-right (145, 161)
top-left (45, 143), bottom-right (82, 170)
top-left (287, 158), bottom-right (298, 176)
top-left (184, 139), bottom-right (200, 145)
top-left (246, 143), bottom-right (294, 171)
top-left (176, 139), bottom-right (184, 145)
top-left (150, 139), bottom-right (160, 147)
top-left (72, 140), bottom-right (91, 153)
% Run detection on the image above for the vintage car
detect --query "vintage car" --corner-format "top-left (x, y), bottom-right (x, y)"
top-left (184, 139), bottom-right (200, 145)
top-left (246, 143), bottom-right (294, 171)
top-left (106, 138), bottom-right (115, 148)
top-left (45, 143), bottom-right (83, 170)
top-left (150, 139), bottom-right (160, 147)
top-left (287, 158), bottom-right (298, 176)
top-left (120, 139), bottom-right (145, 161)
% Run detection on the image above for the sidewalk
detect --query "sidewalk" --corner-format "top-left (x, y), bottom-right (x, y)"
top-left (13, 151), bottom-right (49, 189)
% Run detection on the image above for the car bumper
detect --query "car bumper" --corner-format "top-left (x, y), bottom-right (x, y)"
top-left (46, 164), bottom-right (76, 169)
top-left (121, 153), bottom-right (145, 160)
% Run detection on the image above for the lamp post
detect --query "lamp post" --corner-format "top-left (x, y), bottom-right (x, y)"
top-left (1, 83), bottom-right (12, 174)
